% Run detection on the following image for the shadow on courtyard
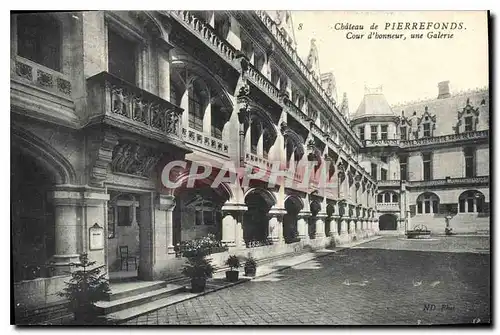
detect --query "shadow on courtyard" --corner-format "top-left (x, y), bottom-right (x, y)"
top-left (242, 244), bottom-right (491, 325)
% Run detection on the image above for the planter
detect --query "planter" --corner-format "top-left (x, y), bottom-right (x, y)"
top-left (190, 277), bottom-right (207, 293)
top-left (225, 270), bottom-right (239, 282)
top-left (244, 266), bottom-right (256, 277)
top-left (406, 230), bottom-right (431, 239)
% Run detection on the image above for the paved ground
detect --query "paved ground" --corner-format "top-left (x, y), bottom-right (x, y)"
top-left (124, 236), bottom-right (490, 325)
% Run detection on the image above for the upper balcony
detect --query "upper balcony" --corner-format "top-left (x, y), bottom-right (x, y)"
top-left (86, 72), bottom-right (185, 146)
top-left (376, 202), bottom-right (400, 212)
top-left (169, 10), bottom-right (238, 65)
top-left (363, 130), bottom-right (489, 150)
top-left (253, 11), bottom-right (360, 145)
top-left (400, 130), bottom-right (489, 149)
top-left (407, 176), bottom-right (489, 189)
top-left (363, 139), bottom-right (400, 148)
top-left (377, 180), bottom-right (400, 188)
top-left (11, 56), bottom-right (78, 127)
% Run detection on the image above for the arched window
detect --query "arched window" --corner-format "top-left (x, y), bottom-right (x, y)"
top-left (392, 193), bottom-right (399, 203)
top-left (458, 190), bottom-right (485, 213)
top-left (17, 14), bottom-right (62, 71)
top-left (416, 193), bottom-right (440, 214)
top-left (377, 193), bottom-right (384, 203)
top-left (188, 81), bottom-right (206, 131)
top-left (384, 192), bottom-right (391, 203)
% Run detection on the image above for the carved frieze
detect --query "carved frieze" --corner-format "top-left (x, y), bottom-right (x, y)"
top-left (110, 141), bottom-right (162, 178)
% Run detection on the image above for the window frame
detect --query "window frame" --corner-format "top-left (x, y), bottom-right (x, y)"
top-left (188, 87), bottom-right (205, 132)
top-left (380, 125), bottom-right (388, 140)
top-left (422, 153), bottom-right (432, 181)
top-left (464, 116), bottom-right (474, 132)
top-left (370, 125), bottom-right (378, 140)
top-left (16, 13), bottom-right (63, 72)
top-left (105, 15), bottom-right (147, 89)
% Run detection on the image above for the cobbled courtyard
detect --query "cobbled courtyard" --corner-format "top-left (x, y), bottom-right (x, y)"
top-left (124, 236), bottom-right (490, 325)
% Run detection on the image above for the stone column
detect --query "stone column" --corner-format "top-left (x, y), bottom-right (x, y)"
top-left (348, 219), bottom-right (356, 235)
top-left (138, 193), bottom-right (176, 280)
top-left (157, 195), bottom-right (176, 255)
top-left (268, 208), bottom-right (286, 244)
top-left (356, 219), bottom-right (362, 234)
top-left (314, 213), bottom-right (327, 238)
top-left (49, 185), bottom-right (110, 275)
top-left (221, 203), bottom-right (247, 248)
top-left (297, 211), bottom-right (310, 240)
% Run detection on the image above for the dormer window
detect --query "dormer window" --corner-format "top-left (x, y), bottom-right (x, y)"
top-left (465, 116), bottom-right (473, 132)
top-left (455, 98), bottom-right (480, 134)
top-left (423, 123), bottom-right (431, 137)
top-left (417, 106), bottom-right (436, 138)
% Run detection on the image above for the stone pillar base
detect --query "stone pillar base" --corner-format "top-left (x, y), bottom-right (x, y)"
top-left (51, 254), bottom-right (81, 275)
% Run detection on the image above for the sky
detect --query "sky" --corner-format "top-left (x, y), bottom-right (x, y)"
top-left (290, 11), bottom-right (489, 113)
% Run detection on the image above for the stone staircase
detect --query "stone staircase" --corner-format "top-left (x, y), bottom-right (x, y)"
top-left (94, 280), bottom-right (186, 323)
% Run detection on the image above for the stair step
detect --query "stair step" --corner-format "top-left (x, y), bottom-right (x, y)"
top-left (108, 281), bottom-right (168, 301)
top-left (95, 284), bottom-right (185, 314)
top-left (106, 291), bottom-right (198, 323)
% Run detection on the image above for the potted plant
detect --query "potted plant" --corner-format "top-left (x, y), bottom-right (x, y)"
top-left (225, 255), bottom-right (241, 282)
top-left (181, 256), bottom-right (215, 293)
top-left (244, 256), bottom-right (257, 277)
top-left (58, 253), bottom-right (110, 325)
top-left (178, 234), bottom-right (223, 293)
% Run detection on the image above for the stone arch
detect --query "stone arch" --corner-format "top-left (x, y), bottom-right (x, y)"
top-left (284, 194), bottom-right (304, 213)
top-left (379, 213), bottom-right (398, 231)
top-left (170, 58), bottom-right (234, 108)
top-left (416, 192), bottom-right (440, 215)
top-left (243, 188), bottom-right (276, 245)
top-left (11, 126), bottom-right (77, 184)
top-left (169, 171), bottom-right (233, 201)
top-left (12, 147), bottom-right (57, 281)
top-left (140, 11), bottom-right (168, 40)
top-left (458, 190), bottom-right (485, 213)
top-left (244, 187), bottom-right (277, 208)
top-left (283, 194), bottom-right (303, 243)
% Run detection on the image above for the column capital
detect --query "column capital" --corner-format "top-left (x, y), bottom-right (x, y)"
top-left (156, 194), bottom-right (176, 211)
top-left (221, 203), bottom-right (248, 212)
top-left (49, 184), bottom-right (109, 206)
top-left (315, 213), bottom-right (328, 219)
top-left (297, 211), bottom-right (312, 218)
top-left (268, 208), bottom-right (287, 219)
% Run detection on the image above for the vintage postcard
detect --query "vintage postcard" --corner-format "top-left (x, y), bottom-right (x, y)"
top-left (11, 10), bottom-right (490, 326)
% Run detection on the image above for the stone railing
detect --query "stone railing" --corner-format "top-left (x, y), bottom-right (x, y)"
top-left (87, 72), bottom-right (183, 139)
top-left (283, 98), bottom-right (310, 129)
top-left (246, 62), bottom-right (280, 102)
top-left (407, 176), bottom-right (489, 188)
top-left (377, 180), bottom-right (401, 187)
top-left (13, 56), bottom-right (72, 97)
top-left (171, 10), bottom-right (237, 63)
top-left (182, 127), bottom-right (229, 155)
top-left (310, 123), bottom-right (327, 142)
top-left (363, 139), bottom-right (401, 147)
top-left (245, 152), bottom-right (272, 170)
top-left (400, 130), bottom-right (489, 148)
top-left (254, 11), bottom-right (357, 141)
top-left (376, 203), bottom-right (400, 211)
top-left (363, 131), bottom-right (489, 149)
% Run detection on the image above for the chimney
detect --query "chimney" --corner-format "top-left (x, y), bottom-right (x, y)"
top-left (437, 81), bottom-right (451, 99)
